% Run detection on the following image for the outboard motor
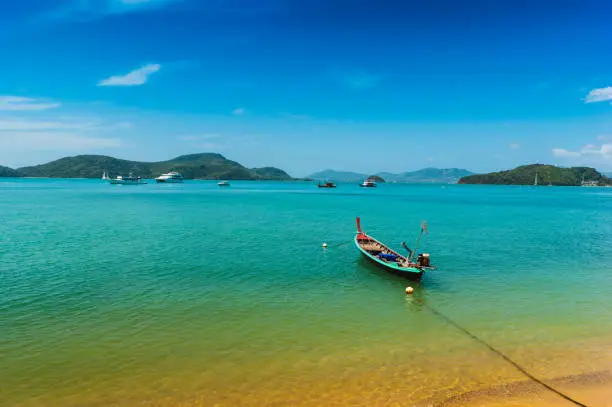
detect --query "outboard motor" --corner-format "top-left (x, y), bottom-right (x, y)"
top-left (417, 253), bottom-right (431, 267)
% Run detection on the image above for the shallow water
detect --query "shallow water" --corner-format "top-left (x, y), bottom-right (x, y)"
top-left (1, 179), bottom-right (611, 406)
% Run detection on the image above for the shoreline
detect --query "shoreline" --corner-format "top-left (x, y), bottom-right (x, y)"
top-left (433, 370), bottom-right (612, 406)
top-left (10, 337), bottom-right (609, 407)
top-left (7, 365), bottom-right (611, 407)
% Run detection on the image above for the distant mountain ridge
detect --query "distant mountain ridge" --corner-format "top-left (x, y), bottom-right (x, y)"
top-left (459, 164), bottom-right (612, 186)
top-left (309, 168), bottom-right (473, 183)
top-left (308, 170), bottom-right (367, 183)
top-left (6, 153), bottom-right (293, 180)
top-left (382, 168), bottom-right (473, 183)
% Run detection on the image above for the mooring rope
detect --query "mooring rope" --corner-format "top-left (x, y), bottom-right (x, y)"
top-left (321, 240), bottom-right (353, 248)
top-left (425, 304), bottom-right (589, 407)
top-left (332, 240), bottom-right (353, 248)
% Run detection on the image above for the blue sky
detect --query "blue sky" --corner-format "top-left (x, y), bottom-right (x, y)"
top-left (1, 0), bottom-right (612, 176)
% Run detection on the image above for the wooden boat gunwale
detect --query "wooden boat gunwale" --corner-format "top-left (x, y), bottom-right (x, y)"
top-left (354, 217), bottom-right (424, 279)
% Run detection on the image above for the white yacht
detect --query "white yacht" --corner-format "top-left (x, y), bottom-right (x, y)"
top-left (109, 173), bottom-right (147, 185)
top-left (360, 179), bottom-right (377, 188)
top-left (155, 171), bottom-right (184, 183)
top-left (218, 180), bottom-right (230, 187)
top-left (101, 170), bottom-right (110, 181)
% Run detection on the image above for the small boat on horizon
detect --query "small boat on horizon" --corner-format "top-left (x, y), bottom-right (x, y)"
top-left (156, 171), bottom-right (184, 183)
top-left (354, 217), bottom-right (434, 281)
top-left (218, 180), bottom-right (230, 187)
top-left (109, 173), bottom-right (147, 185)
top-left (318, 181), bottom-right (337, 188)
top-left (360, 179), bottom-right (376, 188)
top-left (101, 170), bottom-right (110, 181)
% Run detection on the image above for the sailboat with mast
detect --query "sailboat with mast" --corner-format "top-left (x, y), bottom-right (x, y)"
top-left (534, 171), bottom-right (539, 186)
top-left (101, 170), bottom-right (110, 181)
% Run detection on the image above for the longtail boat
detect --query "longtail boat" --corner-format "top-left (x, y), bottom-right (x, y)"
top-left (354, 217), bottom-right (433, 281)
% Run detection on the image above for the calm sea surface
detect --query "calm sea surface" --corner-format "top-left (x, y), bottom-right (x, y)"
top-left (2, 179), bottom-right (612, 406)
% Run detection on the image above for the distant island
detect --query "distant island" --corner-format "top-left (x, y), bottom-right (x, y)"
top-left (0, 165), bottom-right (21, 177)
top-left (2, 153), bottom-right (293, 180)
top-left (366, 175), bottom-right (385, 183)
top-left (459, 164), bottom-right (612, 186)
top-left (309, 168), bottom-right (473, 184)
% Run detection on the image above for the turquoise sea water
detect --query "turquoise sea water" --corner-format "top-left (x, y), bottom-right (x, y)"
top-left (2, 179), bottom-right (612, 406)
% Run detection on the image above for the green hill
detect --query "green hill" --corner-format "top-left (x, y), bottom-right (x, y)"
top-left (0, 165), bottom-right (21, 177)
top-left (17, 153), bottom-right (293, 180)
top-left (458, 164), bottom-right (612, 186)
top-left (366, 175), bottom-right (386, 183)
top-left (251, 167), bottom-right (293, 179)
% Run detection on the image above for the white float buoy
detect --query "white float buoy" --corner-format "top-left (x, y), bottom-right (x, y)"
top-left (405, 286), bottom-right (414, 295)
top-left (322, 243), bottom-right (328, 248)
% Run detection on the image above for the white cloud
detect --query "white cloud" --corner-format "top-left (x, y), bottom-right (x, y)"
top-left (98, 64), bottom-right (161, 87)
top-left (0, 132), bottom-right (122, 151)
top-left (552, 144), bottom-right (612, 160)
top-left (552, 148), bottom-right (581, 158)
top-left (510, 143), bottom-right (520, 149)
top-left (232, 107), bottom-right (245, 116)
top-left (0, 114), bottom-right (125, 155)
top-left (0, 119), bottom-right (96, 131)
top-left (585, 87), bottom-right (612, 103)
top-left (0, 96), bottom-right (61, 111)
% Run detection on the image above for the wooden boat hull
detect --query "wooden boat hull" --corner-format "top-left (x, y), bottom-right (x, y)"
top-left (354, 238), bottom-right (424, 280)
top-left (354, 217), bottom-right (426, 281)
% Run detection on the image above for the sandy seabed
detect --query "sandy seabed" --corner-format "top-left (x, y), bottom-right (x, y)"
top-left (8, 336), bottom-right (612, 407)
